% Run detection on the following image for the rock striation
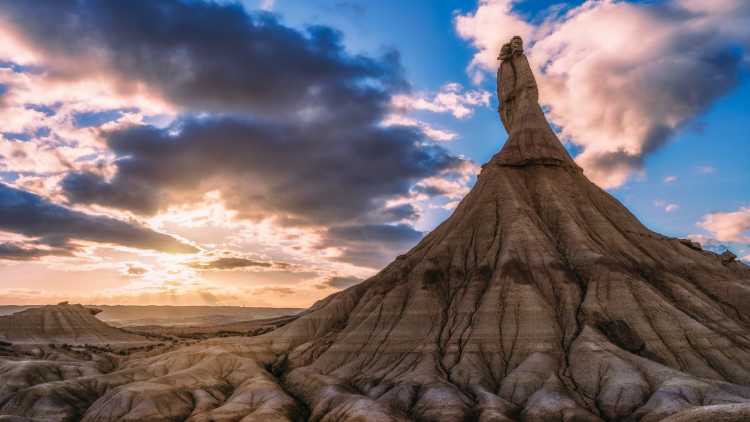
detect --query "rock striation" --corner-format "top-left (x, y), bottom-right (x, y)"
top-left (2, 36), bottom-right (750, 421)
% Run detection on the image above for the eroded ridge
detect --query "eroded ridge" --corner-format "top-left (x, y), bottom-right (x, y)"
top-left (2, 37), bottom-right (750, 422)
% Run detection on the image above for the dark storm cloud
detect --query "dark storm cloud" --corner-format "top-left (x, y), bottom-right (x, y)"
top-left (0, 0), bottom-right (467, 267)
top-left (0, 242), bottom-right (73, 261)
top-left (323, 224), bottom-right (423, 268)
top-left (0, 183), bottom-right (196, 254)
top-left (0, 0), bottom-right (401, 117)
top-left (328, 224), bottom-right (423, 244)
top-left (412, 184), bottom-right (448, 197)
top-left (381, 204), bottom-right (419, 221)
top-left (61, 116), bottom-right (461, 225)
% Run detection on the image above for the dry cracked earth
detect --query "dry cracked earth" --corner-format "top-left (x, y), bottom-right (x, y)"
top-left (2, 38), bottom-right (750, 421)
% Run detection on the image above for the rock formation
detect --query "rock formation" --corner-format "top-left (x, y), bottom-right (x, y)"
top-left (2, 36), bottom-right (750, 421)
top-left (0, 303), bottom-right (146, 344)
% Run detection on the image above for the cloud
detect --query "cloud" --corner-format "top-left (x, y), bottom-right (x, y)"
top-left (455, 0), bottom-right (533, 84)
top-left (0, 285), bottom-right (283, 307)
top-left (686, 234), bottom-right (732, 254)
top-left (327, 223), bottom-right (423, 244)
top-left (0, 0), bottom-right (475, 270)
top-left (61, 116), bottom-right (462, 226)
top-left (252, 286), bottom-right (296, 296)
top-left (187, 256), bottom-right (279, 270)
top-left (317, 275), bottom-right (364, 290)
top-left (380, 203), bottom-right (419, 221)
top-left (260, 0), bottom-right (276, 11)
top-left (654, 199), bottom-right (680, 213)
top-left (411, 168), bottom-right (475, 201)
top-left (664, 175), bottom-right (677, 183)
top-left (456, 0), bottom-right (750, 188)
top-left (392, 83), bottom-right (491, 119)
top-left (0, 182), bottom-right (196, 255)
top-left (125, 264), bottom-right (148, 276)
top-left (697, 165), bottom-right (716, 174)
top-left (665, 204), bottom-right (680, 213)
top-left (323, 223), bottom-right (423, 268)
top-left (698, 207), bottom-right (750, 243)
top-left (383, 83), bottom-right (491, 143)
top-left (412, 184), bottom-right (448, 197)
top-left (382, 114), bottom-right (458, 142)
top-left (0, 1), bottom-right (403, 117)
top-left (0, 241), bottom-right (73, 261)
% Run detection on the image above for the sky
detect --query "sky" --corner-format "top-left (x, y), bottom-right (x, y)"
top-left (0, 0), bottom-right (747, 307)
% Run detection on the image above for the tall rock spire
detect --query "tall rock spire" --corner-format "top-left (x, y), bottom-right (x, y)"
top-left (497, 35), bottom-right (539, 134)
top-left (494, 36), bottom-right (580, 170)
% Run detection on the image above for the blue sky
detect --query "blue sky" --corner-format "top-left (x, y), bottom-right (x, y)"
top-left (0, 0), bottom-right (747, 305)
top-left (619, 75), bottom-right (750, 236)
top-left (270, 0), bottom-right (749, 245)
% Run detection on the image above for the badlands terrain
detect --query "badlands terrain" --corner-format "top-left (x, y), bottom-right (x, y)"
top-left (0, 305), bottom-right (302, 328)
top-left (0, 303), bottom-right (147, 345)
top-left (1, 38), bottom-right (750, 421)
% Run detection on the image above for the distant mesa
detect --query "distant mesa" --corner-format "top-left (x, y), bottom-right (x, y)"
top-left (0, 303), bottom-right (146, 344)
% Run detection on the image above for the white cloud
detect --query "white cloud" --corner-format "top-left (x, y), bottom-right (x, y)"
top-left (385, 83), bottom-right (491, 142)
top-left (654, 199), bottom-right (679, 213)
top-left (0, 55), bottom-right (175, 182)
top-left (456, 0), bottom-right (750, 188)
top-left (664, 175), bottom-right (677, 183)
top-left (455, 0), bottom-right (533, 84)
top-left (260, 0), bottom-right (276, 10)
top-left (698, 207), bottom-right (750, 243)
top-left (392, 83), bottom-right (491, 119)
top-left (382, 114), bottom-right (458, 142)
top-left (697, 165), bottom-right (716, 174)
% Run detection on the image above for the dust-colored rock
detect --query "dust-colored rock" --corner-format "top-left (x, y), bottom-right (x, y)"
top-left (661, 403), bottom-right (750, 421)
top-left (721, 250), bottom-right (737, 264)
top-left (679, 239), bottom-right (702, 250)
top-left (0, 304), bottom-right (147, 344)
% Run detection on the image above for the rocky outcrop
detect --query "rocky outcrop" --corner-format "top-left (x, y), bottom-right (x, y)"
top-left (721, 250), bottom-right (737, 265)
top-left (0, 304), bottom-right (147, 344)
top-left (680, 239), bottom-right (703, 251)
top-left (1, 36), bottom-right (750, 421)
